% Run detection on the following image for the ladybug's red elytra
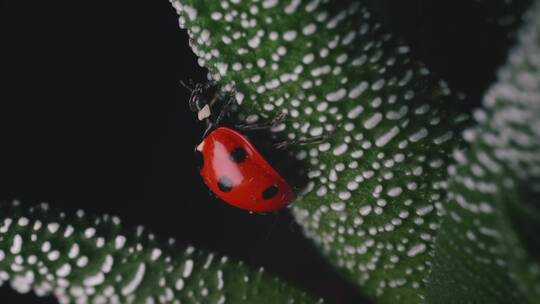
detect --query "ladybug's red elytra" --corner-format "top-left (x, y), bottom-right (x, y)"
top-left (182, 81), bottom-right (329, 212)
top-left (196, 127), bottom-right (295, 212)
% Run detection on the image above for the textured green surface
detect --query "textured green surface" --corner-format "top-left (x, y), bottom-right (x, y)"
top-left (0, 201), bottom-right (320, 303)
top-left (3, 0), bottom-right (540, 303)
top-left (426, 2), bottom-right (540, 303)
top-left (170, 1), bottom-right (468, 302)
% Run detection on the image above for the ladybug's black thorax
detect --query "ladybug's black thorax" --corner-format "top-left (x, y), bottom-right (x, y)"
top-left (187, 82), bottom-right (233, 139)
top-left (189, 83), bottom-right (220, 114)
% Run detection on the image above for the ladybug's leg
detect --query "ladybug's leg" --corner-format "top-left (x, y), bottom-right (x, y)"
top-left (273, 128), bottom-right (336, 150)
top-left (213, 92), bottom-right (236, 126)
top-left (235, 113), bottom-right (287, 131)
top-left (201, 121), bottom-right (215, 139)
top-left (179, 79), bottom-right (195, 92)
top-left (200, 90), bottom-right (237, 139)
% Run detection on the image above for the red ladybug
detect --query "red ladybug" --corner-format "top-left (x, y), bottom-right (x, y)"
top-left (182, 81), bottom-right (327, 212)
top-left (196, 127), bottom-right (294, 212)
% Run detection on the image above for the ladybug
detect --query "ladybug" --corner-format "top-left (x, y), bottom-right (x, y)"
top-left (182, 81), bottom-right (328, 212)
top-left (195, 127), bottom-right (295, 212)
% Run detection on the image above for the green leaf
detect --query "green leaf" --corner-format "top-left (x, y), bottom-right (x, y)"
top-left (0, 201), bottom-right (320, 303)
top-left (426, 2), bottom-right (540, 303)
top-left (170, 1), bottom-right (468, 302)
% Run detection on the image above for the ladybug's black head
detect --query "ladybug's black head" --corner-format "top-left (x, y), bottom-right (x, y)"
top-left (183, 82), bottom-right (220, 122)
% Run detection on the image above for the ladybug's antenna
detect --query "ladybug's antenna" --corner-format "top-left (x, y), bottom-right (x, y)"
top-left (180, 80), bottom-right (194, 92)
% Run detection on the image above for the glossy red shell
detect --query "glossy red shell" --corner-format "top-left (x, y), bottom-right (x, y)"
top-left (196, 127), bottom-right (295, 212)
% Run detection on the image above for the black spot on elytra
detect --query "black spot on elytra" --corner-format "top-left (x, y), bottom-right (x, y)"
top-left (230, 147), bottom-right (247, 163)
top-left (218, 176), bottom-right (233, 192)
top-left (262, 185), bottom-right (279, 200)
top-left (195, 149), bottom-right (204, 169)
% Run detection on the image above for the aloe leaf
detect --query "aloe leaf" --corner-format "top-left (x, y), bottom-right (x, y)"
top-left (426, 2), bottom-right (540, 303)
top-left (170, 1), bottom-right (469, 302)
top-left (0, 201), bottom-right (320, 303)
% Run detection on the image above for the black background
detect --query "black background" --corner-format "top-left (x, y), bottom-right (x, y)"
top-left (0, 0), bottom-right (525, 303)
